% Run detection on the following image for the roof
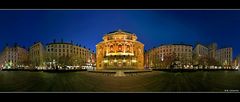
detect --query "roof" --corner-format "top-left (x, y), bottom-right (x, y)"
top-left (105, 29), bottom-right (134, 35)
top-left (46, 42), bottom-right (73, 45)
top-left (159, 43), bottom-right (193, 47)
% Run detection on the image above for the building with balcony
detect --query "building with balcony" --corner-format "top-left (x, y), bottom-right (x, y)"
top-left (45, 40), bottom-right (95, 68)
top-left (216, 47), bottom-right (233, 66)
top-left (0, 44), bottom-right (28, 69)
top-left (193, 44), bottom-right (208, 57)
top-left (29, 42), bottom-right (46, 68)
top-left (208, 43), bottom-right (217, 59)
top-left (145, 44), bottom-right (192, 69)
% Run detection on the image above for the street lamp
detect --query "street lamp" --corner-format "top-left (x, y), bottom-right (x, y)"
top-left (114, 59), bottom-right (117, 63)
top-left (53, 59), bottom-right (55, 70)
top-left (132, 59), bottom-right (137, 63)
top-left (161, 53), bottom-right (164, 61)
top-left (123, 59), bottom-right (126, 63)
top-left (75, 60), bottom-right (77, 69)
top-left (104, 60), bottom-right (108, 63)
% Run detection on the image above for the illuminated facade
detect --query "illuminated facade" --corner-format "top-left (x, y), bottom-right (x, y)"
top-left (233, 54), bottom-right (240, 67)
top-left (145, 44), bottom-right (192, 68)
top-left (0, 45), bottom-right (28, 69)
top-left (208, 43), bottom-right (217, 59)
top-left (193, 44), bottom-right (208, 57)
top-left (45, 40), bottom-right (95, 67)
top-left (216, 47), bottom-right (232, 66)
top-left (96, 29), bottom-right (144, 70)
top-left (29, 42), bottom-right (46, 67)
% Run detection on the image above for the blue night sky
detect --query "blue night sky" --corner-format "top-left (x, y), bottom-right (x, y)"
top-left (0, 10), bottom-right (239, 58)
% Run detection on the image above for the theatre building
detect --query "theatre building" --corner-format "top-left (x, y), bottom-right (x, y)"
top-left (96, 29), bottom-right (144, 70)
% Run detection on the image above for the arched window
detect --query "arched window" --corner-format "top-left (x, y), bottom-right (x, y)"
top-left (118, 44), bottom-right (122, 52)
top-left (110, 45), bottom-right (114, 52)
top-left (126, 45), bottom-right (130, 52)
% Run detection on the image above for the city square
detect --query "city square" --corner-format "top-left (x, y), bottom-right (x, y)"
top-left (0, 71), bottom-right (240, 92)
top-left (0, 10), bottom-right (240, 92)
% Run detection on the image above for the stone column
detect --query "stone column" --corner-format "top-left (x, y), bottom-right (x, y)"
top-left (124, 42), bottom-right (126, 53)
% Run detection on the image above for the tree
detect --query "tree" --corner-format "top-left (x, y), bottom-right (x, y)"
top-left (58, 55), bottom-right (70, 67)
top-left (192, 53), bottom-right (199, 65)
top-left (159, 54), bottom-right (176, 69)
top-left (154, 55), bottom-right (160, 68)
top-left (208, 57), bottom-right (222, 66)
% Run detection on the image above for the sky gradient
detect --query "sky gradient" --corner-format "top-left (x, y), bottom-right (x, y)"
top-left (0, 10), bottom-right (239, 58)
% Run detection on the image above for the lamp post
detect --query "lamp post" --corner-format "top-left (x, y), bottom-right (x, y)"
top-left (75, 60), bottom-right (77, 70)
top-left (53, 59), bottom-right (55, 70)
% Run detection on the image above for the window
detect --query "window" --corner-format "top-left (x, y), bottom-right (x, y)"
top-left (110, 45), bottom-right (114, 52)
top-left (118, 45), bottom-right (123, 52)
top-left (126, 45), bottom-right (130, 52)
top-left (63, 49), bottom-right (65, 52)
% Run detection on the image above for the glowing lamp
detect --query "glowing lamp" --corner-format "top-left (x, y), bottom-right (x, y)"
top-left (103, 60), bottom-right (108, 63)
top-left (132, 60), bottom-right (137, 63)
